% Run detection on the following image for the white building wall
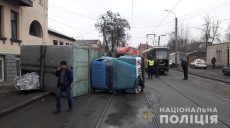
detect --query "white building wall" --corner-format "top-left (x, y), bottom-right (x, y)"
top-left (207, 43), bottom-right (230, 66)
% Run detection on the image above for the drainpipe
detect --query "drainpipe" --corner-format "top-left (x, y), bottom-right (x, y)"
top-left (227, 42), bottom-right (229, 67)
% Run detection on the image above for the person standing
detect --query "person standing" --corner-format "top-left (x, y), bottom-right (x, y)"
top-left (148, 57), bottom-right (155, 79)
top-left (155, 59), bottom-right (159, 78)
top-left (53, 60), bottom-right (73, 114)
top-left (144, 58), bottom-right (149, 73)
top-left (211, 57), bottom-right (216, 69)
top-left (180, 59), bottom-right (188, 80)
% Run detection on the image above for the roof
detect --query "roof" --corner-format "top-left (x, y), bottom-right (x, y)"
top-left (48, 29), bottom-right (76, 42)
top-left (9, 0), bottom-right (33, 7)
top-left (188, 51), bottom-right (205, 55)
top-left (76, 40), bottom-right (101, 44)
top-left (116, 47), bottom-right (139, 55)
top-left (142, 47), bottom-right (169, 54)
top-left (207, 42), bottom-right (229, 46)
top-left (189, 42), bottom-right (209, 52)
top-left (138, 43), bottom-right (153, 48)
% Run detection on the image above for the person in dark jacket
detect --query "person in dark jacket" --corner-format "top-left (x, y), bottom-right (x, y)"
top-left (211, 57), bottom-right (216, 69)
top-left (180, 59), bottom-right (188, 80)
top-left (155, 59), bottom-right (159, 78)
top-left (53, 60), bottom-right (73, 114)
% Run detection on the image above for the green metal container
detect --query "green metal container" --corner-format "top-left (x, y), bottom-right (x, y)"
top-left (21, 45), bottom-right (101, 97)
top-left (72, 45), bottom-right (89, 97)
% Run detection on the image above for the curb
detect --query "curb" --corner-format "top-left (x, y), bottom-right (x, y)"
top-left (171, 69), bottom-right (230, 84)
top-left (0, 92), bottom-right (50, 118)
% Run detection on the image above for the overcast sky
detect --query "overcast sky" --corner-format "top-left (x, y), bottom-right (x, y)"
top-left (48, 0), bottom-right (230, 47)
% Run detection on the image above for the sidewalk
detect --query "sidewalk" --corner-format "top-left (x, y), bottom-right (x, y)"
top-left (0, 85), bottom-right (49, 117)
top-left (173, 67), bottom-right (230, 83)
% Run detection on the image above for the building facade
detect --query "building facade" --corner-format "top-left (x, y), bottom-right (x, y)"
top-left (0, 0), bottom-right (48, 82)
top-left (48, 29), bottom-right (76, 45)
top-left (76, 40), bottom-right (102, 48)
top-left (187, 51), bottom-right (206, 64)
top-left (207, 42), bottom-right (230, 67)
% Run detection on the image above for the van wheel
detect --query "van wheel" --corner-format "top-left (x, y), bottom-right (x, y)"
top-left (135, 85), bottom-right (142, 94)
top-left (135, 78), bottom-right (142, 94)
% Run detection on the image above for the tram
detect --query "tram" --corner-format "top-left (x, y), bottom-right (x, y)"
top-left (142, 47), bottom-right (170, 74)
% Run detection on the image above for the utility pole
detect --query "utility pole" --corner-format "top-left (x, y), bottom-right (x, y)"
top-left (158, 35), bottom-right (166, 47)
top-left (175, 17), bottom-right (178, 65)
top-left (165, 10), bottom-right (178, 65)
top-left (228, 35), bottom-right (230, 67)
top-left (227, 42), bottom-right (229, 67)
top-left (158, 36), bottom-right (160, 46)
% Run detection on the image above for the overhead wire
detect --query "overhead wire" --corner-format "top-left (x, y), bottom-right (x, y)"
top-left (179, 0), bottom-right (230, 22)
top-left (134, 0), bottom-right (230, 29)
top-left (153, 0), bottom-right (182, 32)
top-left (178, 0), bottom-right (227, 19)
top-left (49, 17), bottom-right (97, 39)
top-left (48, 2), bottom-right (99, 38)
top-left (48, 2), bottom-right (97, 21)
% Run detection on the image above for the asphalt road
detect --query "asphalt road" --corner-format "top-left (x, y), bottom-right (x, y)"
top-left (145, 70), bottom-right (230, 128)
top-left (0, 70), bottom-right (230, 128)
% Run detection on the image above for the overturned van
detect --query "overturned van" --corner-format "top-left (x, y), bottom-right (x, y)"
top-left (91, 56), bottom-right (144, 93)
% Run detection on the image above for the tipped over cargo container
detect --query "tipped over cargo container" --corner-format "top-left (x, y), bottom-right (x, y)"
top-left (21, 45), bottom-right (101, 97)
top-left (91, 56), bottom-right (144, 93)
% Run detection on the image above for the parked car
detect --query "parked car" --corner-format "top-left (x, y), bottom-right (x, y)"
top-left (222, 66), bottom-right (230, 75)
top-left (190, 59), bottom-right (207, 69)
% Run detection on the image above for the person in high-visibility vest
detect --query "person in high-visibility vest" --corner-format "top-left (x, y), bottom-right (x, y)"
top-left (148, 57), bottom-right (155, 79)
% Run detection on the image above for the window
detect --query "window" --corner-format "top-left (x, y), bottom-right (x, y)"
top-left (0, 57), bottom-right (4, 81)
top-left (66, 43), bottom-right (69, 45)
top-left (59, 41), bottom-right (64, 45)
top-left (216, 50), bottom-right (222, 63)
top-left (29, 20), bottom-right (43, 37)
top-left (53, 40), bottom-right (58, 45)
top-left (0, 6), bottom-right (2, 37)
top-left (156, 51), bottom-right (168, 59)
top-left (16, 58), bottom-right (21, 76)
top-left (11, 11), bottom-right (18, 40)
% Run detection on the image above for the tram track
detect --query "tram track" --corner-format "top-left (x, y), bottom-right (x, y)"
top-left (143, 89), bottom-right (160, 128)
top-left (158, 77), bottom-right (230, 128)
top-left (95, 93), bottom-right (113, 128)
top-left (167, 73), bottom-right (230, 103)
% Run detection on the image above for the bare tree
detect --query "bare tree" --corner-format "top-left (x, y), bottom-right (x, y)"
top-left (201, 15), bottom-right (221, 60)
top-left (201, 15), bottom-right (221, 45)
top-left (224, 22), bottom-right (230, 41)
top-left (95, 11), bottom-right (130, 55)
top-left (211, 20), bottom-right (221, 43)
top-left (168, 23), bottom-right (191, 53)
top-left (178, 24), bottom-right (191, 53)
top-left (167, 32), bottom-right (176, 53)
